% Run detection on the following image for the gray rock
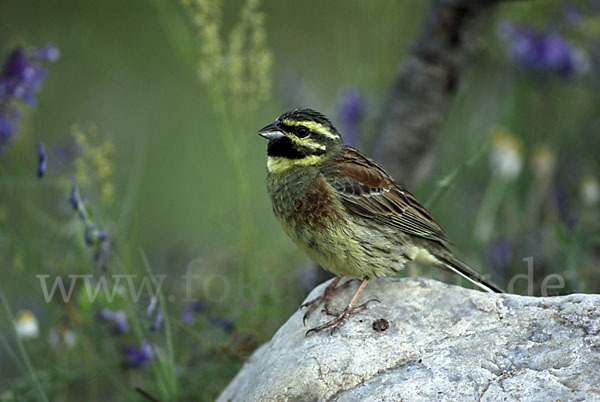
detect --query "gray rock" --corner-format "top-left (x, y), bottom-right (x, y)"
top-left (218, 277), bottom-right (600, 402)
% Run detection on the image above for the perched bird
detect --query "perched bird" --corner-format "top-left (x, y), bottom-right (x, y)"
top-left (259, 108), bottom-right (504, 334)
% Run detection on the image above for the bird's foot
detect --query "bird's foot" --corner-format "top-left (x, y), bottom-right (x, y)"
top-left (306, 298), bottom-right (380, 336)
top-left (301, 278), bottom-right (355, 325)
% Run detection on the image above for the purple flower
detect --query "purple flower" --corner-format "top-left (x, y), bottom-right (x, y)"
top-left (98, 308), bottom-right (129, 335)
top-left (0, 103), bottom-right (23, 154)
top-left (562, 4), bottom-right (582, 26)
top-left (498, 21), bottom-right (587, 78)
top-left (69, 178), bottom-right (110, 268)
top-left (122, 341), bottom-right (153, 368)
top-left (210, 316), bottom-right (235, 333)
top-left (31, 43), bottom-right (60, 62)
top-left (336, 86), bottom-right (364, 146)
top-left (485, 239), bottom-right (513, 280)
top-left (150, 308), bottom-right (163, 332)
top-left (37, 141), bottom-right (46, 177)
top-left (146, 297), bottom-right (163, 332)
top-left (182, 301), bottom-right (207, 325)
top-left (84, 226), bottom-right (107, 246)
top-left (0, 43), bottom-right (58, 152)
top-left (68, 178), bottom-right (80, 210)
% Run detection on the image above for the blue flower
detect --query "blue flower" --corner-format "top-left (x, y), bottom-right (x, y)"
top-left (336, 86), bottom-right (365, 146)
top-left (149, 308), bottom-right (163, 332)
top-left (0, 43), bottom-right (58, 152)
top-left (498, 21), bottom-right (587, 78)
top-left (146, 297), bottom-right (163, 332)
top-left (69, 178), bottom-right (110, 268)
top-left (0, 104), bottom-right (21, 153)
top-left (210, 316), bottom-right (235, 333)
top-left (37, 141), bottom-right (46, 177)
top-left (98, 308), bottom-right (129, 335)
top-left (122, 341), bottom-right (153, 368)
top-left (182, 301), bottom-right (207, 325)
top-left (562, 4), bottom-right (582, 26)
top-left (84, 226), bottom-right (107, 246)
top-left (485, 239), bottom-right (513, 276)
top-left (68, 178), bottom-right (80, 210)
top-left (31, 43), bottom-right (60, 62)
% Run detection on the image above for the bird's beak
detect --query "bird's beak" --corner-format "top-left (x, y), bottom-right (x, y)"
top-left (258, 121), bottom-right (285, 140)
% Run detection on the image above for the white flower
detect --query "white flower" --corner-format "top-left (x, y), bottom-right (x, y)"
top-left (15, 310), bottom-right (39, 339)
top-left (581, 176), bottom-right (600, 206)
top-left (490, 128), bottom-right (523, 180)
top-left (49, 327), bottom-right (77, 349)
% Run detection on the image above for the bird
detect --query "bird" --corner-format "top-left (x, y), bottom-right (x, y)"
top-left (258, 108), bottom-right (504, 334)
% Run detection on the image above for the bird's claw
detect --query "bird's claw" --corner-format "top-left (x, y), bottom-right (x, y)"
top-left (306, 298), bottom-right (378, 336)
top-left (301, 279), bottom-right (354, 325)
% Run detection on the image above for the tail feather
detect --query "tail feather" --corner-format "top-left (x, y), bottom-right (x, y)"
top-left (438, 255), bottom-right (505, 293)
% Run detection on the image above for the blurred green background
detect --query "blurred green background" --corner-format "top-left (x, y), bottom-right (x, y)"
top-left (0, 0), bottom-right (599, 400)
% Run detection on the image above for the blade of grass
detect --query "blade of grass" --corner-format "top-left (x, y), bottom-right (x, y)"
top-left (425, 143), bottom-right (487, 210)
top-left (140, 248), bottom-right (178, 400)
top-left (0, 284), bottom-right (49, 402)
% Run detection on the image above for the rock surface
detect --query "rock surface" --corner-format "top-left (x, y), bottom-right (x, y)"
top-left (218, 277), bottom-right (600, 402)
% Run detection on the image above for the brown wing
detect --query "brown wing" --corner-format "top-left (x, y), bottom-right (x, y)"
top-left (325, 146), bottom-right (449, 244)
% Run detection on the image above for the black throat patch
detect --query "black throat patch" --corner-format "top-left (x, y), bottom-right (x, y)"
top-left (267, 136), bottom-right (325, 159)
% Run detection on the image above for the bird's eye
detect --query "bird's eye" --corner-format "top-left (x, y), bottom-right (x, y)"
top-left (296, 126), bottom-right (309, 138)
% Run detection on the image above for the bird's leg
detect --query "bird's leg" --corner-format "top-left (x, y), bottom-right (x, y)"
top-left (306, 277), bottom-right (378, 335)
top-left (301, 277), bottom-right (354, 325)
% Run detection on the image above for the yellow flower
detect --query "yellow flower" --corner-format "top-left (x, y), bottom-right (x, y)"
top-left (71, 124), bottom-right (116, 208)
top-left (531, 144), bottom-right (555, 179)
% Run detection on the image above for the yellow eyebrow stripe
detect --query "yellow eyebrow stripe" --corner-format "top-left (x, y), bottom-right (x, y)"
top-left (287, 135), bottom-right (326, 150)
top-left (282, 119), bottom-right (339, 140)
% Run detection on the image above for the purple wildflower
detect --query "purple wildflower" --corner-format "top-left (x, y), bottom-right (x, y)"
top-left (562, 4), bottom-right (582, 26)
top-left (84, 225), bottom-right (107, 246)
top-left (150, 308), bottom-right (163, 332)
top-left (485, 239), bottom-right (513, 280)
top-left (98, 308), bottom-right (113, 321)
top-left (336, 86), bottom-right (364, 147)
top-left (0, 43), bottom-right (58, 152)
top-left (98, 308), bottom-right (129, 335)
top-left (122, 341), bottom-right (153, 368)
top-left (68, 178), bottom-right (79, 210)
top-left (69, 178), bottom-right (110, 268)
top-left (146, 297), bottom-right (157, 317)
top-left (210, 316), bottom-right (235, 333)
top-left (37, 141), bottom-right (46, 177)
top-left (31, 43), bottom-right (60, 62)
top-left (182, 301), bottom-right (207, 325)
top-left (146, 297), bottom-right (163, 332)
top-left (498, 21), bottom-right (587, 78)
top-left (554, 181), bottom-right (578, 229)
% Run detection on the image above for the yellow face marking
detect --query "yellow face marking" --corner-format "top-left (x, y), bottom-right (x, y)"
top-left (281, 119), bottom-right (339, 140)
top-left (267, 155), bottom-right (327, 173)
top-left (286, 134), bottom-right (326, 150)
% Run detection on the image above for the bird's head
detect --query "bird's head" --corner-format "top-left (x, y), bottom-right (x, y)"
top-left (258, 108), bottom-right (344, 174)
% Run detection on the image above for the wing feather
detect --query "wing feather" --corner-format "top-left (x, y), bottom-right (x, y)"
top-left (326, 147), bottom-right (449, 244)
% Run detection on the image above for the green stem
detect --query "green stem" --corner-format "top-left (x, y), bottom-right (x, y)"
top-left (0, 321), bottom-right (26, 373)
top-left (0, 284), bottom-right (48, 402)
top-left (139, 249), bottom-right (178, 400)
top-left (425, 144), bottom-right (487, 210)
top-left (473, 173), bottom-right (510, 244)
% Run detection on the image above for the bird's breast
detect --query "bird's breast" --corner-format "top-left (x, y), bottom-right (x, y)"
top-left (267, 171), bottom-right (342, 231)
